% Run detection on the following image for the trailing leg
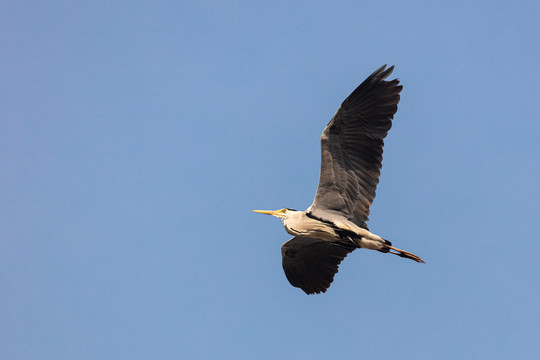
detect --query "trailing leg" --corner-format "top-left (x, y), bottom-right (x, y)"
top-left (386, 245), bottom-right (425, 263)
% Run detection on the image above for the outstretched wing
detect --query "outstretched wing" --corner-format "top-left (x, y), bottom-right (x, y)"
top-left (281, 236), bottom-right (357, 294)
top-left (310, 65), bottom-right (402, 229)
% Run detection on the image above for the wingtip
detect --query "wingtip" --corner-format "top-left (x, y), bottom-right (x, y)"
top-left (380, 64), bottom-right (395, 79)
top-left (375, 64), bottom-right (387, 72)
top-left (370, 64), bottom-right (396, 81)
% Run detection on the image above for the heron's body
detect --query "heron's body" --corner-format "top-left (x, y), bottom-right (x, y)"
top-left (254, 65), bottom-right (424, 294)
top-left (279, 209), bottom-right (383, 246)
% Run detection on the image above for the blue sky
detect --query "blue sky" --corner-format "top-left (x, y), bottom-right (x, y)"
top-left (2, 1), bottom-right (540, 359)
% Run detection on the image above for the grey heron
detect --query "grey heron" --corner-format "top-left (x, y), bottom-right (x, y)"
top-left (254, 65), bottom-right (424, 295)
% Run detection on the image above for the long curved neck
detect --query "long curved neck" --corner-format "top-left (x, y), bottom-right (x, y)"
top-left (280, 210), bottom-right (306, 236)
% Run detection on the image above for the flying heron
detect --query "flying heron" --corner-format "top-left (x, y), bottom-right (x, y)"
top-left (254, 65), bottom-right (424, 295)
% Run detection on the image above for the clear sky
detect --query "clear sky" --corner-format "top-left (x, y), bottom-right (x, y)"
top-left (2, 1), bottom-right (540, 359)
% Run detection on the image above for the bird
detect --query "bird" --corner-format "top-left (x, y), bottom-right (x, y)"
top-left (253, 65), bottom-right (424, 295)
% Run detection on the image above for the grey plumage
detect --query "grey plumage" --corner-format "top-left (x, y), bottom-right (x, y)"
top-left (254, 65), bottom-right (423, 295)
top-left (310, 64), bottom-right (402, 230)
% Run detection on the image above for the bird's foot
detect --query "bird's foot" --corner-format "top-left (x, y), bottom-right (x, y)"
top-left (387, 245), bottom-right (425, 263)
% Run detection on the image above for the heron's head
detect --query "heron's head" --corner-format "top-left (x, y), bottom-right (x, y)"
top-left (252, 208), bottom-right (295, 219)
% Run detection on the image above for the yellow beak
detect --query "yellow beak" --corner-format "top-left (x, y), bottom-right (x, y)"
top-left (252, 209), bottom-right (280, 216)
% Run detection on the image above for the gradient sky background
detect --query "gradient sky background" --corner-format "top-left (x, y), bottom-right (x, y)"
top-left (2, 1), bottom-right (540, 359)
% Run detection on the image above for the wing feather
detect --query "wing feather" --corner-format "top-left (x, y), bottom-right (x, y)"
top-left (281, 236), bottom-right (357, 294)
top-left (310, 65), bottom-right (402, 228)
